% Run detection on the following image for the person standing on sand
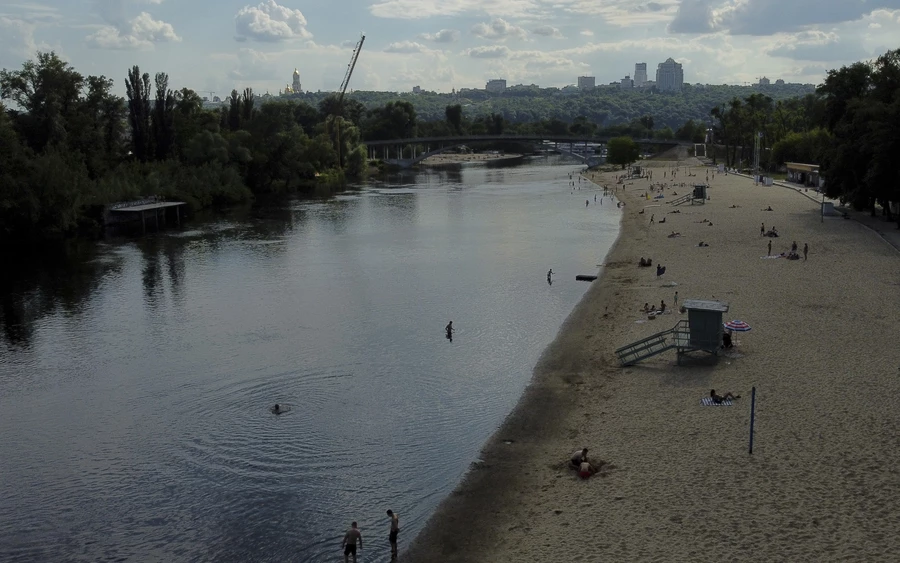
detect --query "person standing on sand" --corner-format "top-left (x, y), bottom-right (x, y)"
top-left (650, 214), bottom-right (655, 225)
top-left (386, 510), bottom-right (400, 559)
top-left (674, 291), bottom-right (678, 308)
top-left (342, 522), bottom-right (363, 563)
top-left (760, 223), bottom-right (765, 236)
top-left (803, 243), bottom-right (809, 260)
top-left (767, 240), bottom-right (772, 256)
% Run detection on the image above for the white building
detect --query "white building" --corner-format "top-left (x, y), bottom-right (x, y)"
top-left (291, 68), bottom-right (302, 94)
top-left (412, 85), bottom-right (422, 94)
top-left (577, 76), bottom-right (596, 90)
top-left (634, 63), bottom-right (648, 87)
top-left (758, 76), bottom-right (770, 86)
top-left (620, 75), bottom-right (633, 88)
top-left (485, 79), bottom-right (507, 93)
top-left (655, 58), bottom-right (683, 92)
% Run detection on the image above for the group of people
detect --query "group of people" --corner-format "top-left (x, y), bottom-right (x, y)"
top-left (569, 448), bottom-right (599, 479)
top-left (341, 509), bottom-right (400, 562)
top-left (642, 300), bottom-right (667, 314)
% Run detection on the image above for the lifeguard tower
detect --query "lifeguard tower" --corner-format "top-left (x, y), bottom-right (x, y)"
top-left (615, 299), bottom-right (729, 366)
top-left (670, 183), bottom-right (709, 206)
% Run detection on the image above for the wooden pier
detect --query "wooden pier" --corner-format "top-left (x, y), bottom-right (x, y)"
top-left (107, 200), bottom-right (186, 234)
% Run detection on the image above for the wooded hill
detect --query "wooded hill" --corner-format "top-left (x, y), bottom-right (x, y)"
top-left (287, 83), bottom-right (815, 129)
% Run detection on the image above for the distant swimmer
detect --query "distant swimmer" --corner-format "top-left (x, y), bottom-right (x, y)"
top-left (271, 404), bottom-right (283, 414)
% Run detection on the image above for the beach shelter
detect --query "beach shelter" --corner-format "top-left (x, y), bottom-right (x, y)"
top-left (682, 299), bottom-right (729, 354)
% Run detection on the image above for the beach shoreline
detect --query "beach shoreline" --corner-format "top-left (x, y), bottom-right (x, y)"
top-left (405, 158), bottom-right (900, 562)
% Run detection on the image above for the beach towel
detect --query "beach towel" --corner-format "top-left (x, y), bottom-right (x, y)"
top-left (701, 397), bottom-right (733, 406)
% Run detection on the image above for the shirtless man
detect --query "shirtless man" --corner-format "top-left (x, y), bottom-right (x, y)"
top-left (570, 448), bottom-right (588, 468)
top-left (386, 509), bottom-right (400, 559)
top-left (342, 522), bottom-right (362, 563)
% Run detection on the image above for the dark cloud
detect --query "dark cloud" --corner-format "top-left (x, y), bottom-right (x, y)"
top-left (668, 0), bottom-right (715, 34)
top-left (724, 0), bottom-right (900, 35)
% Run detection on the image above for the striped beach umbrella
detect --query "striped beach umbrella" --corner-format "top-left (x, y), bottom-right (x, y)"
top-left (724, 320), bottom-right (752, 332)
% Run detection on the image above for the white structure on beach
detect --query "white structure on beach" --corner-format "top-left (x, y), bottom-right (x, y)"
top-left (656, 58), bottom-right (684, 92)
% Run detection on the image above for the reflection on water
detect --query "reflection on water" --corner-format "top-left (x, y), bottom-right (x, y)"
top-left (0, 158), bottom-right (620, 562)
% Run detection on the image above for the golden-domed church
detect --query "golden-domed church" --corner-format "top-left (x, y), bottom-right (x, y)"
top-left (280, 68), bottom-right (303, 95)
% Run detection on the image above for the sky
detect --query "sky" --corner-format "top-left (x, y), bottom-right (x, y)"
top-left (1, 0), bottom-right (900, 97)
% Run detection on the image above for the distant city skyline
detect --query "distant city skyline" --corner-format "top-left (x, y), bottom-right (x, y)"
top-left (1, 1), bottom-right (897, 97)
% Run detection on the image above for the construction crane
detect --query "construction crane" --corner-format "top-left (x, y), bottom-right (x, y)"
top-left (335, 34), bottom-right (365, 168)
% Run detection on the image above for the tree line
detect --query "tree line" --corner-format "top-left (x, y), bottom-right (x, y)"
top-left (706, 48), bottom-right (899, 223)
top-left (0, 52), bottom-right (368, 243)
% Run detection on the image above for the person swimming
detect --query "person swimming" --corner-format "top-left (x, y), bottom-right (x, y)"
top-left (271, 404), bottom-right (283, 414)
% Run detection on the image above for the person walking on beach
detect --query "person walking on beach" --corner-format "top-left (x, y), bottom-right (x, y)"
top-left (650, 214), bottom-right (655, 225)
top-left (386, 510), bottom-right (400, 559)
top-left (342, 522), bottom-right (363, 563)
top-left (674, 291), bottom-right (678, 308)
top-left (767, 240), bottom-right (772, 256)
top-left (803, 243), bottom-right (809, 260)
top-left (760, 223), bottom-right (765, 236)
top-left (586, 199), bottom-right (589, 207)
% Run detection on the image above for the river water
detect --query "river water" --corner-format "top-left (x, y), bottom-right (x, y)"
top-left (0, 158), bottom-right (620, 562)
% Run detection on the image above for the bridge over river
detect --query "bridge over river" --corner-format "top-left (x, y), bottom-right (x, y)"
top-left (362, 134), bottom-right (691, 168)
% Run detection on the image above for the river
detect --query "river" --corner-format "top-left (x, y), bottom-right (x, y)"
top-left (0, 157), bottom-right (620, 562)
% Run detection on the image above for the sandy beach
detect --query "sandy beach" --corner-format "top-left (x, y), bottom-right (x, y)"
top-left (405, 158), bottom-right (900, 562)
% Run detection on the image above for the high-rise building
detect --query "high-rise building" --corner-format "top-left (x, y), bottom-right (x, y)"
top-left (655, 58), bottom-right (683, 92)
top-left (620, 75), bottom-right (633, 88)
top-left (485, 79), bottom-right (507, 93)
top-left (577, 76), bottom-right (596, 90)
top-left (634, 63), bottom-right (648, 87)
top-left (758, 76), bottom-right (770, 86)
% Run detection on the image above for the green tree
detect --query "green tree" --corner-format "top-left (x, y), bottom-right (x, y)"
top-left (151, 72), bottom-right (176, 160)
top-left (125, 66), bottom-right (152, 161)
top-left (607, 136), bottom-right (639, 168)
top-left (445, 104), bottom-right (463, 134)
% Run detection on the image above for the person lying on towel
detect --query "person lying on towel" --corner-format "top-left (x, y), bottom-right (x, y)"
top-left (710, 389), bottom-right (740, 404)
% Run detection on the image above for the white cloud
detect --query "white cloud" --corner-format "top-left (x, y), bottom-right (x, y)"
top-left (369, 0), bottom-right (540, 19)
top-left (234, 0), bottom-right (311, 42)
top-left (419, 29), bottom-right (460, 43)
top-left (551, 0), bottom-right (679, 25)
top-left (532, 25), bottom-right (562, 38)
top-left (85, 11), bottom-right (180, 50)
top-left (471, 18), bottom-right (528, 40)
top-left (226, 48), bottom-right (280, 81)
top-left (580, 29), bottom-right (594, 36)
top-left (465, 45), bottom-right (511, 58)
top-left (765, 30), bottom-right (870, 62)
top-left (384, 40), bottom-right (428, 53)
